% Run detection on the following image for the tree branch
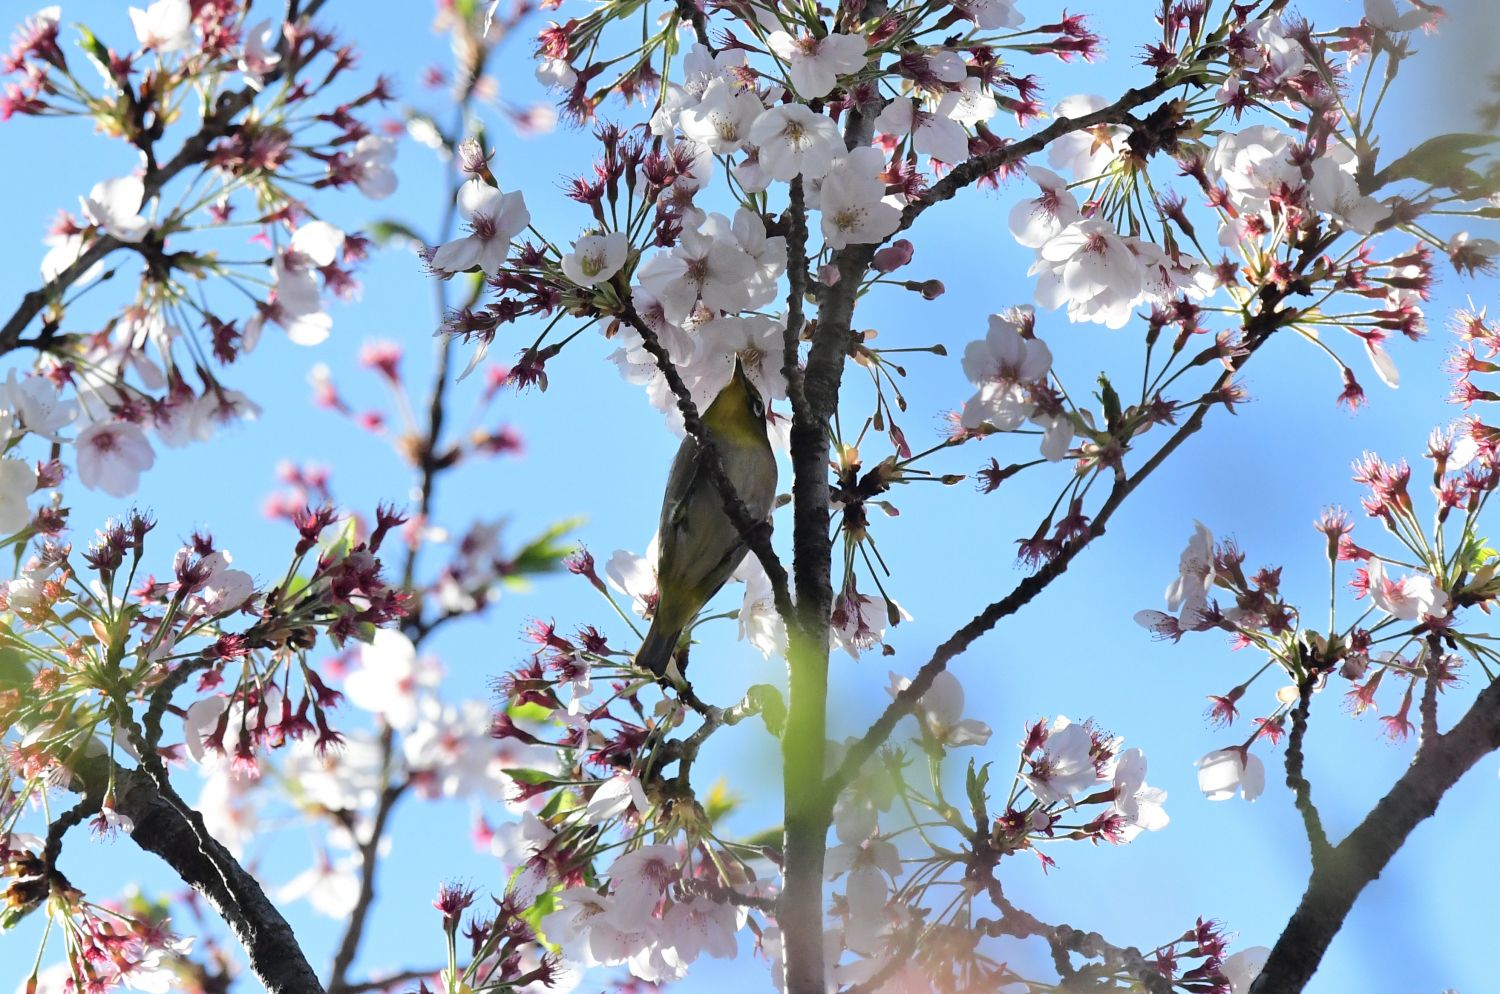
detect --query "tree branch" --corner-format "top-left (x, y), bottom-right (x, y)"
top-left (827, 318), bottom-right (1282, 800)
top-left (326, 735), bottom-right (407, 994)
top-left (71, 762), bottom-right (326, 994)
top-left (0, 0), bottom-right (332, 355)
top-left (1249, 675), bottom-right (1500, 993)
top-left (1285, 677), bottom-right (1332, 860)
top-left (896, 71), bottom-right (1195, 235)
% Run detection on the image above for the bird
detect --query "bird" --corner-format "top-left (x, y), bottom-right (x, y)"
top-left (635, 359), bottom-right (777, 679)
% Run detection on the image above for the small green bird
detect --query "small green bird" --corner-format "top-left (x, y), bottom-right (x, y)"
top-left (635, 360), bottom-right (777, 679)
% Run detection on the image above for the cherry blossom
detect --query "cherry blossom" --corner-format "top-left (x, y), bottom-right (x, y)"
top-left (938, 78), bottom-right (999, 129)
top-left (343, 628), bottom-right (441, 730)
top-left (1108, 748), bottom-right (1169, 839)
top-left (1196, 747), bottom-right (1266, 801)
top-left (680, 78), bottom-right (763, 154)
top-left (661, 897), bottom-right (739, 964)
top-left (727, 208), bottom-right (788, 310)
top-left (1366, 561), bottom-right (1449, 622)
top-left (959, 310), bottom-right (1053, 431)
top-left (818, 147), bottom-right (902, 249)
top-left (405, 700), bottom-right (502, 798)
top-left (1046, 95), bottom-right (1127, 179)
top-left (562, 231), bottom-right (629, 287)
top-left (128, 0), bottom-right (193, 53)
top-left (748, 104), bottom-right (843, 182)
top-left (6, 371), bottom-right (75, 441)
top-left (430, 179), bottom-right (531, 275)
top-left (1031, 218), bottom-right (1145, 328)
top-left (584, 772), bottom-right (649, 824)
top-left (0, 458), bottom-right (36, 534)
top-left (1008, 166), bottom-right (1081, 249)
top-left (606, 539), bottom-right (660, 618)
top-left (736, 557), bottom-right (788, 658)
top-left (874, 97), bottom-right (969, 164)
top-left (635, 221), bottom-right (756, 323)
top-left (1165, 520), bottom-right (1216, 621)
top-left (693, 313), bottom-right (788, 406)
top-left (238, 18), bottom-right (283, 85)
top-left (767, 31), bottom-right (867, 99)
top-left (1364, 0), bottom-right (1442, 32)
top-left (1206, 125), bottom-right (1299, 220)
top-left (1020, 716), bottom-right (1105, 804)
top-left (348, 135), bottom-right (399, 200)
top-left (885, 670), bottom-right (992, 747)
top-left (1306, 144), bottom-right (1390, 235)
top-left (255, 219), bottom-right (347, 348)
top-left (606, 843), bottom-right (679, 920)
top-left (952, 0), bottom-right (1025, 29)
top-left (1222, 947), bottom-right (1271, 994)
top-left (75, 421), bottom-right (155, 497)
top-left (278, 853), bottom-right (363, 918)
top-left (80, 176), bottom-right (151, 244)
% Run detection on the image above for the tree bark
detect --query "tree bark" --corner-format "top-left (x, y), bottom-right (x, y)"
top-left (105, 767), bottom-right (326, 994)
top-left (1250, 677), bottom-right (1500, 993)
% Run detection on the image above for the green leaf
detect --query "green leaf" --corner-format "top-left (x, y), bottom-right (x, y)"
top-left (0, 645), bottom-right (29, 693)
top-left (747, 684), bottom-right (786, 738)
top-left (1096, 374), bottom-right (1123, 433)
top-left (510, 517), bottom-right (584, 576)
top-left (366, 219), bottom-right (424, 250)
top-left (501, 767), bottom-right (556, 787)
top-left (1465, 536), bottom-right (1498, 570)
top-left (321, 514), bottom-right (359, 561)
top-left (704, 778), bottom-right (737, 823)
top-left (741, 826), bottom-right (784, 852)
top-left (508, 700), bottom-right (554, 723)
top-left (1380, 133), bottom-right (1500, 190)
top-left (73, 25), bottom-right (110, 80)
top-left (965, 760), bottom-right (992, 826)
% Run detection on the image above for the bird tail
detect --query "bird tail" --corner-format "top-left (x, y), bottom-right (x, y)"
top-left (635, 618), bottom-right (683, 679)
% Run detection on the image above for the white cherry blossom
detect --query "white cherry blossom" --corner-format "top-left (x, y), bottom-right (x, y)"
top-left (680, 78), bottom-right (763, 154)
top-left (562, 231), bottom-right (629, 287)
top-left (1021, 716), bottom-right (1104, 804)
top-left (75, 421), bottom-right (155, 497)
top-left (430, 179), bottom-right (531, 275)
top-left (5, 368), bottom-right (74, 440)
top-left (1222, 947), bottom-right (1271, 994)
top-left (1009, 166), bottom-right (1081, 248)
top-left (818, 147), bottom-right (901, 250)
top-left (1366, 561), bottom-right (1449, 622)
top-left (767, 31), bottom-right (867, 99)
top-left (886, 670), bottom-right (992, 747)
top-left (1047, 95), bottom-right (1127, 179)
top-left (80, 176), bottom-right (151, 244)
top-left (874, 97), bottom-right (969, 164)
top-left (1031, 218), bottom-right (1145, 328)
top-left (748, 104), bottom-right (843, 181)
top-left (0, 459), bottom-right (36, 534)
top-left (960, 311), bottom-right (1053, 431)
top-left (129, 0), bottom-right (193, 52)
top-left (937, 77), bottom-right (998, 129)
top-left (1166, 520), bottom-right (1216, 620)
top-left (1196, 747), bottom-right (1266, 801)
top-left (349, 135), bottom-right (399, 200)
top-left (343, 628), bottom-right (441, 730)
top-left (1108, 747), bottom-right (1169, 840)
top-left (952, 0), bottom-right (1024, 29)
top-left (635, 222), bottom-right (756, 323)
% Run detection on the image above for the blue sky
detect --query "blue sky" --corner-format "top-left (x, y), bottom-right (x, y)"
top-left (2, 1), bottom-right (1498, 991)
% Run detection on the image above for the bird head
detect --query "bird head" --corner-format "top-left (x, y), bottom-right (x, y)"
top-left (703, 357), bottom-right (768, 442)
